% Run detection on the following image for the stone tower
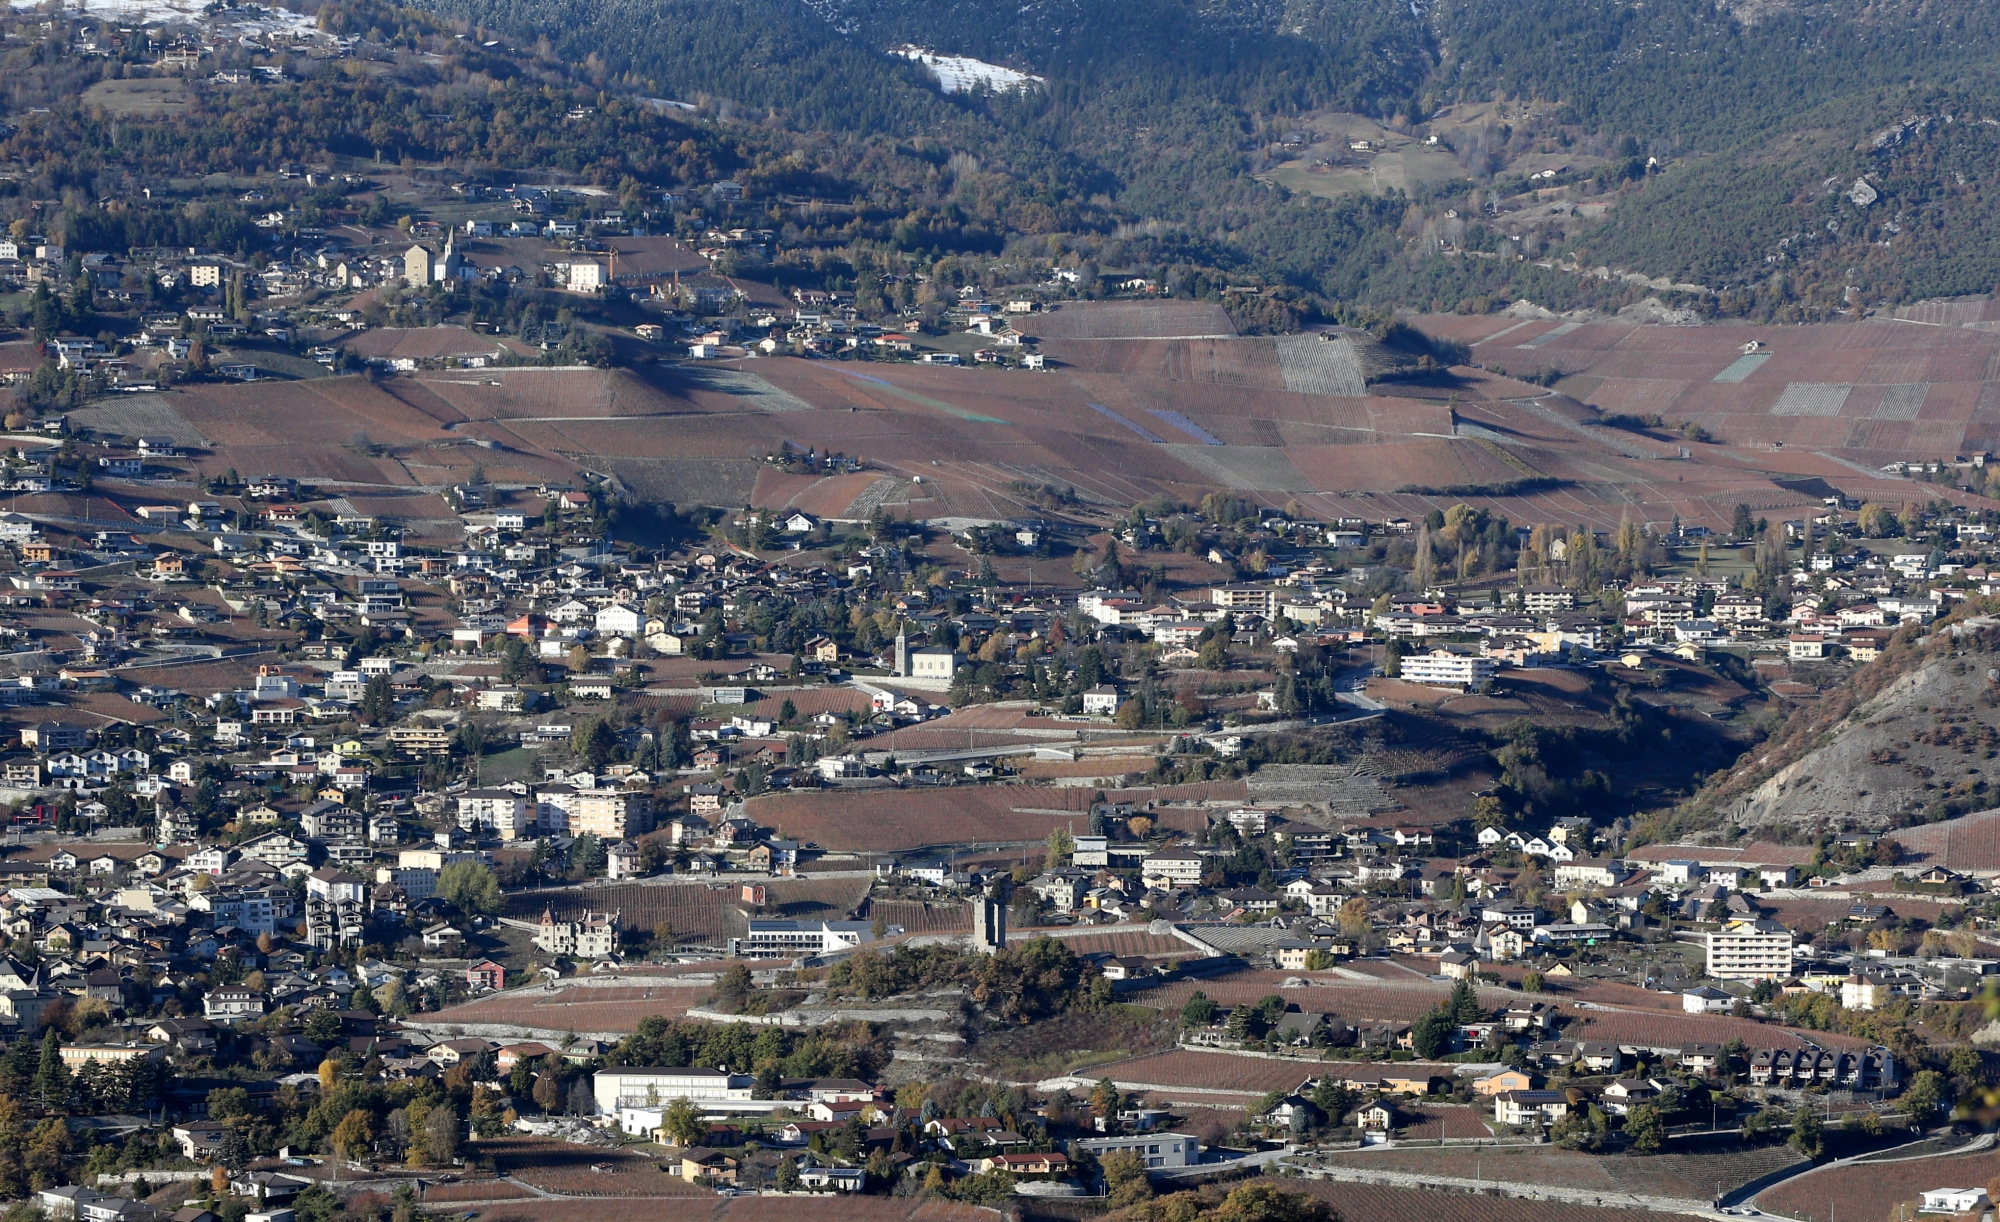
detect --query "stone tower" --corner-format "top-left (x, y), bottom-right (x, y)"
top-left (894, 628), bottom-right (908, 677)
top-left (970, 890), bottom-right (1006, 955)
top-left (403, 243), bottom-right (434, 287)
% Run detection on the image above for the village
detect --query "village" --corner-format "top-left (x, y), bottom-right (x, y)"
top-left (0, 6), bottom-right (1992, 1219)
top-left (0, 411), bottom-right (1981, 1218)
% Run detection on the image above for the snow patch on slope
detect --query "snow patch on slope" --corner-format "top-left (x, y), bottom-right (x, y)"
top-left (23, 0), bottom-right (314, 33)
top-left (896, 45), bottom-right (1042, 93)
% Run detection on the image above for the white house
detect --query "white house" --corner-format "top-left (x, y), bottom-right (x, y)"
top-left (1494, 1090), bottom-right (1569, 1127)
top-left (1682, 986), bottom-right (1734, 1013)
top-left (594, 604), bottom-right (641, 637)
top-left (1920, 1190), bottom-right (1988, 1215)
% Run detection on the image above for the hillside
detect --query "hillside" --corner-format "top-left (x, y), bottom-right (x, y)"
top-left (410, 0), bottom-right (2000, 316)
top-left (1672, 611), bottom-right (2000, 836)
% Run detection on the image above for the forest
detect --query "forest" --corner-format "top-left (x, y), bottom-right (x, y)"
top-left (14, 0), bottom-right (2000, 321)
top-left (381, 0), bottom-right (2000, 316)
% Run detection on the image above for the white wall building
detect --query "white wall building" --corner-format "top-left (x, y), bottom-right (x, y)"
top-left (909, 648), bottom-right (960, 680)
top-left (727, 919), bottom-right (883, 960)
top-left (456, 788), bottom-right (529, 840)
top-left (1399, 650), bottom-right (1496, 688)
top-left (1140, 848), bottom-right (1204, 888)
top-left (1706, 918), bottom-right (1794, 981)
top-left (592, 1067), bottom-right (761, 1116)
top-left (1070, 1133), bottom-right (1199, 1169)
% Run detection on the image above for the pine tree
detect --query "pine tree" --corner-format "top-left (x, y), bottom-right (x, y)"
top-left (1448, 978), bottom-right (1484, 1023)
top-left (0, 1024), bottom-right (34, 1096)
top-left (359, 675), bottom-right (393, 724)
top-left (34, 1029), bottom-right (68, 1112)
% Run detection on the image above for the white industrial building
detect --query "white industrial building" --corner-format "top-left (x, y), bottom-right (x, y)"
top-left (592, 1066), bottom-right (763, 1116)
top-left (727, 919), bottom-right (886, 960)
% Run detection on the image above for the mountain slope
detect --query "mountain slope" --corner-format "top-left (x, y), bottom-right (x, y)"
top-left (1671, 614), bottom-right (2000, 837)
top-left (410, 0), bottom-right (2000, 314)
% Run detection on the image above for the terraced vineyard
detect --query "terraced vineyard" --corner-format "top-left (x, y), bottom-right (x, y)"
top-left (1315, 1142), bottom-right (1808, 1201)
top-left (1758, 1144), bottom-right (2000, 1222)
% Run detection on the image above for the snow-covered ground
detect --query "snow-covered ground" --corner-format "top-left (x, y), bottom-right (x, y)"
top-left (17, 0), bottom-right (316, 35)
top-left (896, 46), bottom-right (1042, 94)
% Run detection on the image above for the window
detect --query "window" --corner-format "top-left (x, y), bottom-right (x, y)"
top-left (1149, 1158), bottom-right (1163, 1167)
top-left (1148, 1145), bottom-right (1159, 1154)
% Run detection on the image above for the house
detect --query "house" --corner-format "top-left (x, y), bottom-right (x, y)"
top-left (1920, 1190), bottom-right (1988, 1214)
top-left (172, 1121), bottom-right (228, 1159)
top-left (1349, 1101), bottom-right (1398, 1131)
top-left (494, 1042), bottom-right (558, 1072)
top-left (797, 1163), bottom-right (866, 1191)
top-left (1273, 940), bottom-right (1343, 971)
top-left (426, 1038), bottom-right (494, 1067)
top-left (202, 989), bottom-right (266, 1024)
top-left (1706, 917), bottom-right (1793, 981)
top-left (465, 960), bottom-right (505, 992)
top-left (1081, 685), bottom-right (1121, 716)
top-left (977, 1152), bottom-right (1069, 1176)
top-left (1578, 1041), bottom-right (1625, 1073)
top-left (1494, 1089), bottom-right (1569, 1127)
top-left (1472, 1068), bottom-right (1534, 1096)
top-left (677, 1148), bottom-right (738, 1184)
top-left (1683, 986), bottom-right (1735, 1013)
top-left (1601, 1078), bottom-right (1662, 1115)
top-left (1843, 968), bottom-right (1896, 1011)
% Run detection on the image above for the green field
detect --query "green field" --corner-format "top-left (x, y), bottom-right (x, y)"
top-left (81, 78), bottom-right (188, 117)
top-left (1263, 147), bottom-right (1471, 199)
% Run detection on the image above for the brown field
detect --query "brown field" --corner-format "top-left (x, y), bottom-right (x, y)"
top-left (56, 300), bottom-right (2000, 537)
top-left (1757, 1144), bottom-right (2000, 1222)
top-left (1012, 757), bottom-right (1153, 781)
top-left (1883, 806), bottom-right (2000, 871)
top-left (1025, 929), bottom-right (1191, 958)
top-left (81, 78), bottom-right (188, 115)
top-left (865, 899), bottom-right (973, 933)
top-left (1397, 1104), bottom-right (1497, 1140)
top-left (1038, 337), bottom-right (1286, 387)
top-left (415, 1181), bottom-right (538, 1201)
top-left (1130, 976), bottom-right (1460, 1026)
top-left (746, 785), bottom-right (1096, 851)
top-left (1122, 966), bottom-right (1865, 1058)
top-left (429, 982), bottom-right (710, 1033)
top-left (1315, 1140), bottom-right (1806, 1201)
top-left (1291, 1180), bottom-right (1687, 1222)
top-left (1030, 300), bottom-right (1237, 339)
top-left (457, 1199), bottom-right (999, 1222)
top-left (477, 1137), bottom-right (712, 1197)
